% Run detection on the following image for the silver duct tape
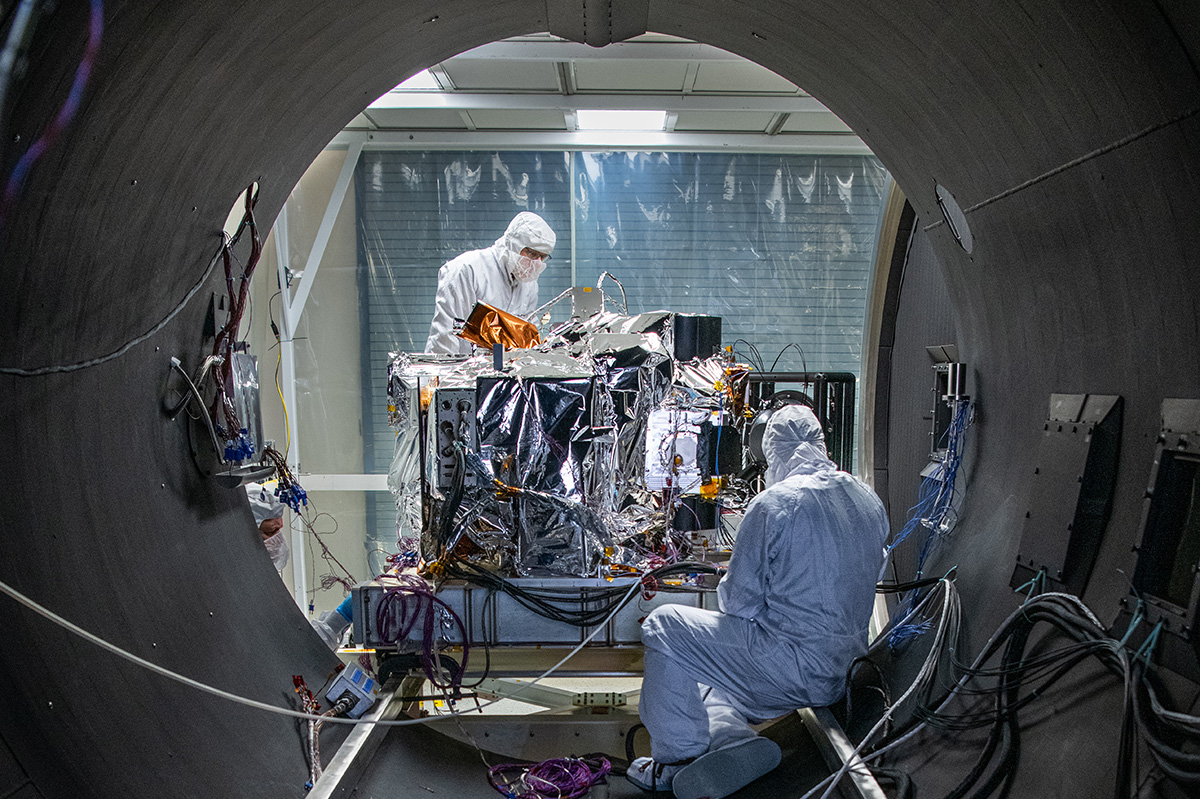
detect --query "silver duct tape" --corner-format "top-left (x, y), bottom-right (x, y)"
top-left (515, 490), bottom-right (611, 577)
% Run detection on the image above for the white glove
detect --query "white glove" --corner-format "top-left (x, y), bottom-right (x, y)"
top-left (310, 609), bottom-right (351, 651)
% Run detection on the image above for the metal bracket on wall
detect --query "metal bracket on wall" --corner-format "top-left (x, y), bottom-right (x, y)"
top-left (1010, 393), bottom-right (1122, 597)
top-left (1109, 398), bottom-right (1200, 682)
top-left (165, 357), bottom-right (274, 487)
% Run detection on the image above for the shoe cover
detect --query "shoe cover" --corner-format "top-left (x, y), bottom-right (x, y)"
top-left (671, 737), bottom-right (782, 799)
top-left (627, 756), bottom-right (683, 792)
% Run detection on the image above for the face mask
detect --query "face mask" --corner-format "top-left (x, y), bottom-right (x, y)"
top-left (264, 530), bottom-right (290, 570)
top-left (509, 248), bottom-right (546, 283)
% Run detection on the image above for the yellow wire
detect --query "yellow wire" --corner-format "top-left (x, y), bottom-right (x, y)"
top-left (275, 342), bottom-right (291, 459)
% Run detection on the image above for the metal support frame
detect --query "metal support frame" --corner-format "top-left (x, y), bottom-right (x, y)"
top-left (427, 712), bottom-right (642, 762)
top-left (270, 138), bottom-right (364, 611)
top-left (453, 40), bottom-right (751, 62)
top-left (475, 677), bottom-right (635, 709)
top-left (307, 679), bottom-right (408, 799)
top-left (797, 706), bottom-right (888, 799)
top-left (368, 91), bottom-right (828, 114)
top-left (332, 128), bottom-right (869, 154)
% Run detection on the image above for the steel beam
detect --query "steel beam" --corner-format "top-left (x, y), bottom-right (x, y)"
top-left (330, 129), bottom-right (870, 154)
top-left (285, 139), bottom-right (363, 330)
top-left (368, 92), bottom-right (825, 113)
top-left (797, 707), bottom-right (888, 799)
top-left (454, 40), bottom-right (748, 62)
top-left (308, 680), bottom-right (408, 799)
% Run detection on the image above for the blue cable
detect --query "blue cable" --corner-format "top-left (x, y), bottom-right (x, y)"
top-left (888, 400), bottom-right (970, 649)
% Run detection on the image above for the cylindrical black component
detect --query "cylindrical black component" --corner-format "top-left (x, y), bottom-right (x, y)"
top-left (673, 314), bottom-right (722, 361)
top-left (945, 362), bottom-right (967, 399)
top-left (673, 496), bottom-right (717, 532)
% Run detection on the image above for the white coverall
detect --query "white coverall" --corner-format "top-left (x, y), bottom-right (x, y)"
top-left (639, 405), bottom-right (888, 764)
top-left (424, 212), bottom-right (556, 355)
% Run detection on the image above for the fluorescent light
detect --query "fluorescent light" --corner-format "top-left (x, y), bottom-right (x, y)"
top-left (395, 70), bottom-right (441, 90)
top-left (369, 70), bottom-right (444, 108)
top-left (575, 109), bottom-right (666, 130)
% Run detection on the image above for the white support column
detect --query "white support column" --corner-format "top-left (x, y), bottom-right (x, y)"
top-left (272, 141), bottom-right (365, 615)
top-left (569, 150), bottom-right (577, 286)
top-left (273, 203), bottom-right (309, 612)
top-left (285, 138), bottom-right (364, 329)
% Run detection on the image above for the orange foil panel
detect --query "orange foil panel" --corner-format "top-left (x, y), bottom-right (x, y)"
top-left (458, 302), bottom-right (541, 350)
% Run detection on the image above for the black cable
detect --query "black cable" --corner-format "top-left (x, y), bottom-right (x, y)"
top-left (769, 341), bottom-right (808, 374)
top-left (624, 722), bottom-right (647, 768)
top-left (845, 656), bottom-right (893, 739)
top-left (872, 767), bottom-right (916, 799)
top-left (444, 559), bottom-right (718, 628)
top-left (730, 339), bottom-right (765, 371)
top-left (878, 572), bottom-right (955, 594)
top-left (437, 445), bottom-right (467, 551)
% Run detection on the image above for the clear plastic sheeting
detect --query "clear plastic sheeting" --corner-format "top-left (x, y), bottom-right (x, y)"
top-left (354, 149), bottom-right (889, 573)
top-left (227, 353), bottom-right (263, 458)
top-left (570, 152), bottom-right (889, 374)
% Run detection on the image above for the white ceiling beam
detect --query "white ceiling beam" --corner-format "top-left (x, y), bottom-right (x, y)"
top-left (330, 129), bottom-right (870, 154)
top-left (765, 112), bottom-right (790, 135)
top-left (454, 41), bottom-right (746, 61)
top-left (427, 64), bottom-right (456, 90)
top-left (556, 61), bottom-right (578, 95)
top-left (369, 92), bottom-right (829, 113)
top-left (682, 62), bottom-right (700, 94)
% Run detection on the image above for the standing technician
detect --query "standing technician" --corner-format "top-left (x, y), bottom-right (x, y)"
top-left (424, 211), bottom-right (555, 355)
top-left (630, 405), bottom-right (888, 799)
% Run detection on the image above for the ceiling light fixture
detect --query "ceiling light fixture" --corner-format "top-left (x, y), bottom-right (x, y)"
top-left (575, 109), bottom-right (667, 130)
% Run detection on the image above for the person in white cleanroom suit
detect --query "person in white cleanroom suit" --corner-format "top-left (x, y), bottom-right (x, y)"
top-left (246, 482), bottom-right (289, 571)
top-left (246, 482), bottom-right (351, 650)
top-left (424, 211), bottom-right (556, 355)
top-left (630, 405), bottom-right (888, 799)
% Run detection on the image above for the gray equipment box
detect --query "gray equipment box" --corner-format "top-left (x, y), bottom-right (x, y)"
top-left (352, 577), bottom-right (718, 650)
top-left (434, 387), bottom-right (476, 489)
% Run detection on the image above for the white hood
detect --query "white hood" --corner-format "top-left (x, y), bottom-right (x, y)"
top-left (762, 405), bottom-right (837, 486)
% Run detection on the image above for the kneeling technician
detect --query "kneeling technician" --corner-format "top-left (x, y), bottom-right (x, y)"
top-left (632, 405), bottom-right (888, 799)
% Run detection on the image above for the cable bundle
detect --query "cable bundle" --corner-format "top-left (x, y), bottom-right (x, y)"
top-left (815, 582), bottom-right (1200, 799)
top-left (444, 559), bottom-right (719, 628)
top-left (261, 446), bottom-right (307, 512)
top-left (488, 756), bottom-right (612, 799)
top-left (885, 399), bottom-right (971, 647)
top-left (889, 399), bottom-right (970, 560)
top-left (209, 186), bottom-right (262, 457)
top-left (292, 675), bottom-right (325, 787)
top-left (373, 576), bottom-right (472, 695)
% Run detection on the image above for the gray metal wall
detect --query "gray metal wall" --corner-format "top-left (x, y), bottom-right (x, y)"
top-left (1, 1), bottom-right (1197, 797)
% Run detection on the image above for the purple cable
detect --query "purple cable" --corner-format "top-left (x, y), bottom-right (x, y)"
top-left (1, 0), bottom-right (103, 228)
top-left (488, 756), bottom-right (612, 799)
top-left (375, 578), bottom-right (471, 693)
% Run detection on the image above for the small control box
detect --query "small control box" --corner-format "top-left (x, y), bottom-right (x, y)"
top-left (324, 665), bottom-right (378, 719)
